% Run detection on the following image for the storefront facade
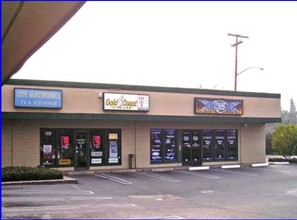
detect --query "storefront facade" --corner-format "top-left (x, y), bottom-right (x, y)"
top-left (2, 79), bottom-right (281, 171)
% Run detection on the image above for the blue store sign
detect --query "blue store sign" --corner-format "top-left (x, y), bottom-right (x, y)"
top-left (14, 88), bottom-right (63, 109)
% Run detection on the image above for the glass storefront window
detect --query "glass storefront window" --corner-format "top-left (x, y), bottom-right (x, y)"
top-left (150, 129), bottom-right (177, 164)
top-left (164, 129), bottom-right (177, 162)
top-left (40, 129), bottom-right (56, 166)
top-left (150, 129), bottom-right (163, 163)
top-left (90, 130), bottom-right (104, 166)
top-left (57, 129), bottom-right (74, 166)
top-left (214, 130), bottom-right (226, 160)
top-left (202, 130), bottom-right (214, 161)
top-left (227, 129), bottom-right (238, 160)
top-left (40, 128), bottom-right (122, 168)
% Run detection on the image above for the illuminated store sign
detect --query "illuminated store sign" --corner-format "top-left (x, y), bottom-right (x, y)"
top-left (103, 93), bottom-right (149, 111)
top-left (14, 88), bottom-right (62, 109)
top-left (195, 98), bottom-right (243, 115)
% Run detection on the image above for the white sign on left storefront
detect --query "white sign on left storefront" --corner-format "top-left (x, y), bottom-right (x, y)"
top-left (103, 93), bottom-right (149, 111)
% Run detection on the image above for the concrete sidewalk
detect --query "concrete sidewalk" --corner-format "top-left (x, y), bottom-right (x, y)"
top-left (2, 176), bottom-right (78, 185)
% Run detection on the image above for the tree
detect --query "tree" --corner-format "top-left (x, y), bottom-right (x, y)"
top-left (289, 98), bottom-right (297, 124)
top-left (281, 110), bottom-right (290, 124)
top-left (272, 125), bottom-right (297, 159)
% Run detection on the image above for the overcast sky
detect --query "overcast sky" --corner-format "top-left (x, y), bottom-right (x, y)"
top-left (12, 1), bottom-right (297, 110)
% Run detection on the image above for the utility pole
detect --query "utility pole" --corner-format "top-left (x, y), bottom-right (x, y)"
top-left (228, 33), bottom-right (249, 91)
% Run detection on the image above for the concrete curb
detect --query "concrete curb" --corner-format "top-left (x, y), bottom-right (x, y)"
top-left (251, 163), bottom-right (269, 167)
top-left (221, 164), bottom-right (240, 169)
top-left (269, 161), bottom-right (290, 165)
top-left (2, 176), bottom-right (78, 185)
top-left (189, 166), bottom-right (210, 171)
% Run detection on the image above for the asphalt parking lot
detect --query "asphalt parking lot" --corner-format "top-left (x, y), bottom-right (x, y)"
top-left (2, 164), bottom-right (297, 219)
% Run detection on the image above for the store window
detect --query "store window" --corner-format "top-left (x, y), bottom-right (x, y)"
top-left (202, 130), bottom-right (214, 161)
top-left (150, 129), bottom-right (177, 164)
top-left (107, 130), bottom-right (121, 165)
top-left (57, 129), bottom-right (74, 166)
top-left (90, 130), bottom-right (104, 166)
top-left (214, 130), bottom-right (226, 160)
top-left (40, 128), bottom-right (122, 168)
top-left (226, 129), bottom-right (238, 160)
top-left (40, 129), bottom-right (56, 166)
top-left (182, 130), bottom-right (202, 166)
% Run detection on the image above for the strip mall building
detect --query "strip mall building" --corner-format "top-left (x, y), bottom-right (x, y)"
top-left (2, 79), bottom-right (281, 171)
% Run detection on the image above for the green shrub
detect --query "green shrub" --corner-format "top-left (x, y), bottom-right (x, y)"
top-left (268, 157), bottom-right (287, 162)
top-left (2, 166), bottom-right (63, 182)
top-left (268, 157), bottom-right (297, 163)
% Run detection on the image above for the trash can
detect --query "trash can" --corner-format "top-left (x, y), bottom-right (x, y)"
top-left (128, 154), bottom-right (136, 169)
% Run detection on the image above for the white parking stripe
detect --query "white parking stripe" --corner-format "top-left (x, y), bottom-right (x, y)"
top-left (94, 173), bottom-right (133, 185)
top-left (2, 189), bottom-right (94, 195)
top-left (215, 168), bottom-right (258, 176)
top-left (137, 172), bottom-right (180, 183)
top-left (176, 170), bottom-right (220, 179)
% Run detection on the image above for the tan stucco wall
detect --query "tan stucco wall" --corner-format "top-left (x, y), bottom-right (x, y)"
top-left (2, 82), bottom-right (278, 169)
top-left (2, 84), bottom-right (281, 118)
top-left (240, 124), bottom-right (266, 164)
top-left (2, 119), bottom-right (267, 169)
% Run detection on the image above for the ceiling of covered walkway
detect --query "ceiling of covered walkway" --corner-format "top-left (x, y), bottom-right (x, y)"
top-left (2, 1), bottom-right (85, 85)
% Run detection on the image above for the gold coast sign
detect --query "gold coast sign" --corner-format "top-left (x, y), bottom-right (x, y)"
top-left (103, 93), bottom-right (149, 111)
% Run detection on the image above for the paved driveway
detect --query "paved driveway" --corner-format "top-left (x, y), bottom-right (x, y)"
top-left (2, 165), bottom-right (297, 219)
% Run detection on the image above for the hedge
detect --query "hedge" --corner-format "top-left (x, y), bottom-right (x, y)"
top-left (268, 157), bottom-right (297, 163)
top-left (2, 166), bottom-right (63, 182)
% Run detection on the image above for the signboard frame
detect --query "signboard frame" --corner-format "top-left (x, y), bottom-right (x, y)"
top-left (103, 92), bottom-right (150, 112)
top-left (14, 88), bottom-right (63, 109)
top-left (194, 97), bottom-right (243, 116)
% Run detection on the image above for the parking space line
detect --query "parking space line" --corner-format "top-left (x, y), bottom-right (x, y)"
top-left (175, 170), bottom-right (220, 179)
top-left (215, 168), bottom-right (258, 176)
top-left (2, 189), bottom-right (94, 195)
top-left (136, 172), bottom-right (180, 183)
top-left (94, 173), bottom-right (133, 185)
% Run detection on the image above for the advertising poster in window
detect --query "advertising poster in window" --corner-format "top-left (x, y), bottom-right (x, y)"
top-left (43, 145), bottom-right (52, 160)
top-left (150, 129), bottom-right (163, 163)
top-left (61, 136), bottom-right (69, 149)
top-left (227, 129), bottom-right (238, 160)
top-left (202, 130), bottom-right (213, 161)
top-left (108, 140), bottom-right (118, 163)
top-left (164, 129), bottom-right (177, 162)
top-left (214, 130), bottom-right (225, 160)
top-left (93, 135), bottom-right (101, 148)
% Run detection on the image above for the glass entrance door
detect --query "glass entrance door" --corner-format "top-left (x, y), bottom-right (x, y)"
top-left (75, 131), bottom-right (88, 169)
top-left (182, 130), bottom-right (202, 166)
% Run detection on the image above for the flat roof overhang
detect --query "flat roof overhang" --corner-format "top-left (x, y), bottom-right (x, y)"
top-left (2, 2), bottom-right (86, 85)
top-left (2, 112), bottom-right (281, 124)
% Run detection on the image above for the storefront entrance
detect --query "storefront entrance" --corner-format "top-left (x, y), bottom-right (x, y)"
top-left (40, 128), bottom-right (122, 169)
top-left (182, 130), bottom-right (202, 166)
top-left (74, 131), bottom-right (88, 169)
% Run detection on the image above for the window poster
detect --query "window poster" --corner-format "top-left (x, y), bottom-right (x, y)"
top-left (182, 131), bottom-right (191, 147)
top-left (61, 136), bottom-right (69, 149)
top-left (43, 145), bottom-right (52, 160)
top-left (202, 130), bottom-right (213, 161)
top-left (227, 129), bottom-right (238, 160)
top-left (164, 129), bottom-right (177, 162)
top-left (214, 130), bottom-right (225, 160)
top-left (192, 131), bottom-right (200, 148)
top-left (150, 129), bottom-right (163, 163)
top-left (93, 135), bottom-right (101, 148)
top-left (109, 140), bottom-right (118, 158)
